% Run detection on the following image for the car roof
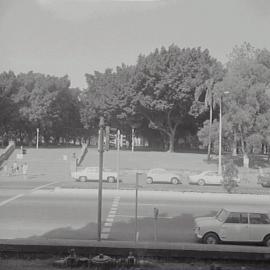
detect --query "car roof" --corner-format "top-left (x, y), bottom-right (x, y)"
top-left (222, 207), bottom-right (269, 214)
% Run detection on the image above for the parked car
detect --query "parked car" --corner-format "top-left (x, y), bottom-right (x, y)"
top-left (71, 167), bottom-right (117, 183)
top-left (194, 207), bottom-right (270, 246)
top-left (189, 171), bottom-right (240, 186)
top-left (188, 171), bottom-right (223, 186)
top-left (146, 168), bottom-right (182, 185)
top-left (257, 173), bottom-right (270, 187)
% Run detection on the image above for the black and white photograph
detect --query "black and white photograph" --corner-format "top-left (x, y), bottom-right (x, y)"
top-left (1, 0), bottom-right (270, 269)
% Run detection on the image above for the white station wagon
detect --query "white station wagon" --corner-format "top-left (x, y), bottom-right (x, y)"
top-left (71, 167), bottom-right (117, 183)
top-left (194, 207), bottom-right (270, 246)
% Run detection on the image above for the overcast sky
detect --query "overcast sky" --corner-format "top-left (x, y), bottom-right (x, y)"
top-left (1, 0), bottom-right (270, 89)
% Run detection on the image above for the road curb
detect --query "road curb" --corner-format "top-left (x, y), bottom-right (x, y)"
top-left (1, 239), bottom-right (270, 262)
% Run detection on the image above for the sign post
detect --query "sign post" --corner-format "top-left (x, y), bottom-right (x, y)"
top-left (135, 172), bottom-right (141, 242)
top-left (153, 207), bottom-right (159, 241)
top-left (97, 117), bottom-right (105, 241)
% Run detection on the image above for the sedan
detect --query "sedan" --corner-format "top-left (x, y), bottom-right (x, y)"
top-left (189, 171), bottom-right (240, 186)
top-left (71, 167), bottom-right (117, 183)
top-left (258, 174), bottom-right (270, 187)
top-left (189, 171), bottom-right (223, 186)
top-left (146, 168), bottom-right (182, 185)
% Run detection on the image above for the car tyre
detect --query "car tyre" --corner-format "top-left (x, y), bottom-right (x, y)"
top-left (198, 179), bottom-right (205, 186)
top-left (203, 232), bottom-right (219, 244)
top-left (264, 235), bottom-right (270, 246)
top-left (79, 176), bottom-right (87, 182)
top-left (146, 177), bottom-right (153, 184)
top-left (107, 176), bottom-right (116, 183)
top-left (171, 177), bottom-right (180, 185)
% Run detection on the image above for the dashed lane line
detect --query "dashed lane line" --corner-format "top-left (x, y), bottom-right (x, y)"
top-left (101, 195), bottom-right (120, 240)
top-left (0, 181), bottom-right (59, 207)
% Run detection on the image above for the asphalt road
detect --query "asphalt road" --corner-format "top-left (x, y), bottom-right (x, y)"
top-left (1, 179), bottom-right (270, 244)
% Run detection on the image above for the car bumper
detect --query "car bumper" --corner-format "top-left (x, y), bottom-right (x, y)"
top-left (194, 227), bottom-right (203, 240)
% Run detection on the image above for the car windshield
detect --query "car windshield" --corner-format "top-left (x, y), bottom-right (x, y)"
top-left (216, 209), bottom-right (228, 222)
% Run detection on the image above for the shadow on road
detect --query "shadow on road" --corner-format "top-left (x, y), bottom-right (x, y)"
top-left (22, 212), bottom-right (210, 243)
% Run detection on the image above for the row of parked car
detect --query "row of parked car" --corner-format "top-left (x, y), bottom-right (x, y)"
top-left (71, 167), bottom-right (242, 186)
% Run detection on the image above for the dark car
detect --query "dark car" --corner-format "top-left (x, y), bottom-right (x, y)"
top-left (258, 174), bottom-right (270, 187)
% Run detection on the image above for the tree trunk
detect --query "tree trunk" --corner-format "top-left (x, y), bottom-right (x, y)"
top-left (168, 130), bottom-right (176, 152)
top-left (207, 102), bottom-right (213, 161)
top-left (232, 130), bottom-right (237, 156)
top-left (239, 127), bottom-right (249, 168)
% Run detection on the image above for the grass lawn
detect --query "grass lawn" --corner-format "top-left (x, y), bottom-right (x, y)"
top-left (2, 147), bottom-right (265, 193)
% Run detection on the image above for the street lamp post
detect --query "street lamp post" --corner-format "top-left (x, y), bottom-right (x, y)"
top-left (218, 91), bottom-right (230, 175)
top-left (218, 97), bottom-right (222, 175)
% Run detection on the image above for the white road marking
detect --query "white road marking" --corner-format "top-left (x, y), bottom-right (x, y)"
top-left (0, 194), bottom-right (24, 207)
top-left (30, 181), bottom-right (59, 192)
top-left (115, 214), bottom-right (173, 219)
top-left (101, 233), bottom-right (109, 239)
top-left (0, 181), bottom-right (58, 207)
top-left (101, 195), bottom-right (121, 240)
top-left (102, 227), bottom-right (111, 233)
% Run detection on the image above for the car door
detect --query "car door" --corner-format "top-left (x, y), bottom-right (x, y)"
top-left (205, 172), bottom-right (219, 185)
top-left (86, 167), bottom-right (98, 180)
top-left (249, 213), bottom-right (270, 242)
top-left (220, 212), bottom-right (249, 242)
top-left (152, 169), bottom-right (164, 182)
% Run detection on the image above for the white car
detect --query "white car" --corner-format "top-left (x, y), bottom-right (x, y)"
top-left (189, 171), bottom-right (223, 186)
top-left (146, 168), bottom-right (182, 185)
top-left (71, 167), bottom-right (117, 183)
top-left (194, 207), bottom-right (270, 246)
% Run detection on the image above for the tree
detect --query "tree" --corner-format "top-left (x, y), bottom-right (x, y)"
top-left (82, 65), bottom-right (136, 136)
top-left (222, 159), bottom-right (239, 193)
top-left (0, 71), bottom-right (18, 144)
top-left (193, 62), bottom-right (225, 160)
top-left (215, 43), bottom-right (270, 167)
top-left (131, 45), bottom-right (220, 152)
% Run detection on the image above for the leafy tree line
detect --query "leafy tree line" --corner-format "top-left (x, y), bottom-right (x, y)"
top-left (2, 43), bottom-right (270, 164)
top-left (0, 71), bottom-right (86, 146)
top-left (197, 43), bottom-right (270, 166)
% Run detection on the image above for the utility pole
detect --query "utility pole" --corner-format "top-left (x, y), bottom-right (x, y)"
top-left (36, 128), bottom-right (39, 149)
top-left (97, 117), bottom-right (104, 241)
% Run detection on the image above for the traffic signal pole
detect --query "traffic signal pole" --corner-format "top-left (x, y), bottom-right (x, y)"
top-left (97, 117), bottom-right (104, 241)
top-left (116, 130), bottom-right (120, 190)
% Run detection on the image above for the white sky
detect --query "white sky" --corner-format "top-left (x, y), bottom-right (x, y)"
top-left (0, 0), bottom-right (270, 89)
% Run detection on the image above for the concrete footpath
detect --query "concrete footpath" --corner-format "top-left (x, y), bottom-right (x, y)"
top-left (1, 238), bottom-right (270, 262)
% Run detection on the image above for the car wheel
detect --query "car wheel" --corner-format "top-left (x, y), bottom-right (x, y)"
top-left (203, 233), bottom-right (219, 244)
top-left (79, 176), bottom-right (87, 182)
top-left (171, 177), bottom-right (179, 185)
top-left (264, 235), bottom-right (270, 246)
top-left (198, 179), bottom-right (205, 186)
top-left (146, 177), bottom-right (153, 184)
top-left (107, 176), bottom-right (116, 183)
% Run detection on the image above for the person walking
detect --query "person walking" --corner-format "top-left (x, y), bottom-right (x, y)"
top-left (22, 162), bottom-right (28, 180)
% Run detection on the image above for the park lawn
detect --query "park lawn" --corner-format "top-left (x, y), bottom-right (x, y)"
top-left (4, 147), bottom-right (262, 190)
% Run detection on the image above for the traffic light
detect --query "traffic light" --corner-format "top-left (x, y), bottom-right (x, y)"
top-left (105, 126), bottom-right (110, 151)
top-left (104, 126), bottom-right (118, 151)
